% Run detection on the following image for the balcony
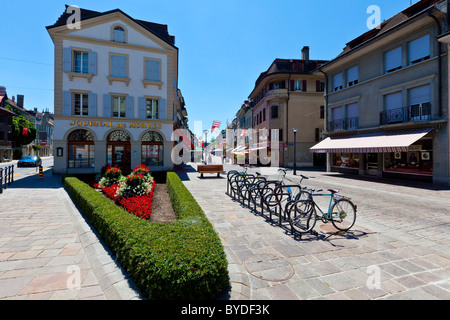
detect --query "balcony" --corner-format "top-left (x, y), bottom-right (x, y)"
top-left (329, 117), bottom-right (359, 132)
top-left (265, 88), bottom-right (288, 101)
top-left (380, 103), bottom-right (431, 126)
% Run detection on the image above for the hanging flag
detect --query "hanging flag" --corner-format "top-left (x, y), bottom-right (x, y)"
top-left (22, 127), bottom-right (29, 135)
top-left (211, 120), bottom-right (221, 133)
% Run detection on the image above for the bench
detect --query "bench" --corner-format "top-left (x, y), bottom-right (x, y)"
top-left (197, 164), bottom-right (226, 178)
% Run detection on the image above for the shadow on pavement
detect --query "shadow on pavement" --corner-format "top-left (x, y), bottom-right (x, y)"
top-left (7, 168), bottom-right (62, 189)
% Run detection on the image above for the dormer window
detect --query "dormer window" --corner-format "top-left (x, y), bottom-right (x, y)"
top-left (113, 26), bottom-right (126, 43)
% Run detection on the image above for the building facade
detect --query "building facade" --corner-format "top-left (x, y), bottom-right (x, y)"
top-left (248, 47), bottom-right (328, 167)
top-left (47, 7), bottom-right (179, 174)
top-left (311, 0), bottom-right (450, 185)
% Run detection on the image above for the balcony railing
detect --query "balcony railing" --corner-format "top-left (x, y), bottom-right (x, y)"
top-left (329, 117), bottom-right (359, 132)
top-left (380, 103), bottom-right (431, 125)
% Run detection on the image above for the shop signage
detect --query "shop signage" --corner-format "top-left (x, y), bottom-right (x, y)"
top-left (68, 119), bottom-right (162, 130)
top-left (408, 145), bottom-right (422, 151)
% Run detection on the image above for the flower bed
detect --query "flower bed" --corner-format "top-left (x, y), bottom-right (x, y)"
top-left (97, 165), bottom-right (156, 220)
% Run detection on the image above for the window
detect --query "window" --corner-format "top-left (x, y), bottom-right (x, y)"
top-left (142, 131), bottom-right (164, 167)
top-left (113, 26), bottom-right (126, 43)
top-left (385, 47), bottom-right (402, 73)
top-left (73, 93), bottom-right (89, 116)
top-left (67, 129), bottom-right (95, 169)
top-left (333, 73), bottom-right (343, 92)
top-left (320, 105), bottom-right (324, 119)
top-left (271, 105), bottom-right (279, 118)
top-left (263, 108), bottom-right (266, 122)
top-left (146, 99), bottom-right (159, 119)
top-left (347, 66), bottom-right (358, 87)
top-left (384, 92), bottom-right (402, 111)
top-left (294, 81), bottom-right (303, 91)
top-left (112, 96), bottom-right (127, 118)
top-left (110, 54), bottom-right (128, 78)
top-left (346, 102), bottom-right (359, 130)
top-left (408, 34), bottom-right (430, 64)
top-left (145, 59), bottom-right (161, 82)
top-left (73, 51), bottom-right (89, 74)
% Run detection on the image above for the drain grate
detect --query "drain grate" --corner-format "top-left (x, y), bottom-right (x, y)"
top-left (244, 254), bottom-right (295, 282)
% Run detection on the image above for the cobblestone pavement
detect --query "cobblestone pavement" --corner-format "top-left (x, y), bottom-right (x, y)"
top-left (0, 169), bottom-right (142, 300)
top-left (178, 163), bottom-right (450, 300)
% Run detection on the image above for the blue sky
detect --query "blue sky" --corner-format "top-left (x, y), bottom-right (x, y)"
top-left (0, 0), bottom-right (418, 135)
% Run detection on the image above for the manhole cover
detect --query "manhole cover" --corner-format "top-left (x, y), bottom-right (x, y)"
top-left (244, 254), bottom-right (294, 282)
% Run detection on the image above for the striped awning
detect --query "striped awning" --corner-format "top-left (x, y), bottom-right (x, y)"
top-left (310, 128), bottom-right (433, 154)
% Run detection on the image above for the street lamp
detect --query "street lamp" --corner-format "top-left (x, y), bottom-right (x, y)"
top-left (203, 129), bottom-right (208, 164)
top-left (292, 128), bottom-right (298, 175)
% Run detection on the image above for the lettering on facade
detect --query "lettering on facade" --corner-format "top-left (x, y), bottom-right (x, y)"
top-left (68, 120), bottom-right (162, 130)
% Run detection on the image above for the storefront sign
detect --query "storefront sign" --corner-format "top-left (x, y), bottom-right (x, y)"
top-left (68, 119), bottom-right (162, 130)
top-left (408, 145), bottom-right (422, 151)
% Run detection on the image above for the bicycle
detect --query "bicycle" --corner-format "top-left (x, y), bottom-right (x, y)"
top-left (287, 187), bottom-right (357, 236)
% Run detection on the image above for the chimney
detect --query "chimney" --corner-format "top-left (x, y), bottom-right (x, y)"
top-left (302, 46), bottom-right (310, 61)
top-left (17, 95), bottom-right (24, 108)
top-left (12, 96), bottom-right (15, 102)
top-left (0, 86), bottom-right (6, 95)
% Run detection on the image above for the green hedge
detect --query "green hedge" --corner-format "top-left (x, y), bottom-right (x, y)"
top-left (63, 172), bottom-right (229, 300)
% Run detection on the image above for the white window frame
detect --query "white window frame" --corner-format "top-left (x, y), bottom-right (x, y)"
top-left (146, 98), bottom-right (159, 120)
top-left (73, 51), bottom-right (89, 74)
top-left (73, 93), bottom-right (89, 116)
top-left (112, 96), bottom-right (127, 118)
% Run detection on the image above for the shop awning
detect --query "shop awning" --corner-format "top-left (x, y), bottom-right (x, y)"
top-left (310, 128), bottom-right (433, 154)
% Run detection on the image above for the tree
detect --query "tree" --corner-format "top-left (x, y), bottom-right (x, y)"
top-left (12, 115), bottom-right (36, 146)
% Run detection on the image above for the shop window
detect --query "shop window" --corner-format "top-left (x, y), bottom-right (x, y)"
top-left (384, 139), bottom-right (433, 176)
top-left (141, 131), bottom-right (164, 167)
top-left (67, 129), bottom-right (95, 168)
top-left (333, 153), bottom-right (359, 169)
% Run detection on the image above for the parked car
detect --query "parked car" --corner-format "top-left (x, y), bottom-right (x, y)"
top-left (17, 155), bottom-right (42, 167)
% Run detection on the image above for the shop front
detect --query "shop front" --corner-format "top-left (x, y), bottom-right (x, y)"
top-left (311, 127), bottom-right (435, 182)
top-left (53, 116), bottom-right (174, 174)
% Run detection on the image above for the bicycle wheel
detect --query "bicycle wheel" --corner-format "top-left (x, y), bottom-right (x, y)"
top-left (330, 199), bottom-right (356, 231)
top-left (288, 200), bottom-right (316, 234)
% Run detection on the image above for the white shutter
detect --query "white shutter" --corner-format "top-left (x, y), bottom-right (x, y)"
top-left (409, 85), bottom-right (430, 105)
top-left (408, 34), bottom-right (430, 64)
top-left (333, 73), bottom-right (343, 91)
top-left (332, 106), bottom-right (344, 120)
top-left (384, 92), bottom-right (402, 111)
top-left (347, 66), bottom-right (358, 84)
top-left (385, 47), bottom-right (402, 72)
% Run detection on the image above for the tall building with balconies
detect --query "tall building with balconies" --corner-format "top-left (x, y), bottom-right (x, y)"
top-left (248, 47), bottom-right (328, 167)
top-left (311, 0), bottom-right (449, 185)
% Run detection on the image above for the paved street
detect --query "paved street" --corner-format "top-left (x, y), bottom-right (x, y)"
top-left (179, 163), bottom-right (450, 300)
top-left (0, 159), bottom-right (141, 300)
top-left (1, 157), bottom-right (450, 300)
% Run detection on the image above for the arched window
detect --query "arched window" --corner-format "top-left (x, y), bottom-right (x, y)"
top-left (141, 131), bottom-right (164, 167)
top-left (68, 129), bottom-right (95, 168)
top-left (113, 26), bottom-right (126, 43)
top-left (107, 130), bottom-right (131, 172)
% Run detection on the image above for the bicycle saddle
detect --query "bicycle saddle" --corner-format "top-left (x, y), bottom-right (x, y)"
top-left (327, 189), bottom-right (340, 194)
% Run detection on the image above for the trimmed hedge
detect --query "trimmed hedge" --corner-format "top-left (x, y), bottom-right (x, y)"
top-left (63, 172), bottom-right (229, 300)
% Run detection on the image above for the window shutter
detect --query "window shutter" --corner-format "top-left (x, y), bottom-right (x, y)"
top-left (88, 93), bottom-right (97, 117)
top-left (111, 55), bottom-right (127, 78)
top-left (88, 51), bottom-right (97, 75)
top-left (63, 91), bottom-right (72, 115)
top-left (347, 66), bottom-right (358, 83)
top-left (385, 47), bottom-right (402, 72)
top-left (332, 106), bottom-right (344, 120)
top-left (346, 102), bottom-right (359, 118)
top-left (409, 85), bottom-right (430, 105)
top-left (138, 97), bottom-right (146, 119)
top-left (333, 73), bottom-right (343, 91)
top-left (302, 80), bottom-right (307, 92)
top-left (384, 92), bottom-right (402, 111)
top-left (145, 60), bottom-right (160, 81)
top-left (316, 80), bottom-right (321, 92)
top-left (126, 96), bottom-right (134, 119)
top-left (159, 99), bottom-right (167, 120)
top-left (63, 48), bottom-right (72, 73)
top-left (408, 34), bottom-right (430, 64)
top-left (103, 94), bottom-right (111, 117)
top-left (290, 80), bottom-right (295, 91)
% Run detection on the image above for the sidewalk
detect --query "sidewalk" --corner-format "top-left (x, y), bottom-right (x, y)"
top-left (0, 170), bottom-right (142, 300)
top-left (178, 163), bottom-right (450, 300)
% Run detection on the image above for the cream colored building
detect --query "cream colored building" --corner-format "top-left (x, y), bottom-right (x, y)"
top-left (248, 47), bottom-right (328, 167)
top-left (47, 6), bottom-right (179, 174)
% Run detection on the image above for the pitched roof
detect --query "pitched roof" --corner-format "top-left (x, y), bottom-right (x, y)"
top-left (46, 5), bottom-right (176, 47)
top-left (336, 0), bottom-right (441, 58)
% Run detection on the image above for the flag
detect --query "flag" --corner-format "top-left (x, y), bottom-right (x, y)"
top-left (22, 127), bottom-right (29, 135)
top-left (211, 120), bottom-right (221, 133)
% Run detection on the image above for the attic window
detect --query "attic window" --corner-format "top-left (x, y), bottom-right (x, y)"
top-left (113, 26), bottom-right (126, 43)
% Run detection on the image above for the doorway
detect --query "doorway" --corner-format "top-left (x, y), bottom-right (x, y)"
top-left (366, 153), bottom-right (378, 176)
top-left (107, 130), bottom-right (132, 173)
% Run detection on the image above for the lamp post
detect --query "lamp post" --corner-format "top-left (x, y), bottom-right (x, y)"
top-left (292, 128), bottom-right (298, 175)
top-left (203, 129), bottom-right (208, 164)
